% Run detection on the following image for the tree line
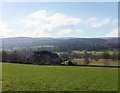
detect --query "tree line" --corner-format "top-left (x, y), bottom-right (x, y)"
top-left (1, 49), bottom-right (119, 66)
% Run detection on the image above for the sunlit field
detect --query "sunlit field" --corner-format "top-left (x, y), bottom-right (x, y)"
top-left (2, 63), bottom-right (118, 91)
top-left (71, 59), bottom-right (119, 66)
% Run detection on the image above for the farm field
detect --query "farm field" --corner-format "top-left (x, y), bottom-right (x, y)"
top-left (55, 50), bottom-right (118, 55)
top-left (0, 62), bottom-right (1, 92)
top-left (2, 63), bottom-right (119, 91)
top-left (71, 59), bottom-right (119, 66)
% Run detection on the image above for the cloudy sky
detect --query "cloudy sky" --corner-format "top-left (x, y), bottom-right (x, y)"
top-left (0, 2), bottom-right (118, 38)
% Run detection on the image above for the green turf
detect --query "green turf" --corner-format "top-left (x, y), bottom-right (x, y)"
top-left (72, 50), bottom-right (118, 55)
top-left (71, 59), bottom-right (119, 66)
top-left (2, 63), bottom-right (118, 91)
top-left (0, 62), bottom-right (2, 92)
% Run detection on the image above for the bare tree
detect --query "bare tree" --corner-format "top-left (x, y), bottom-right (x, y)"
top-left (83, 50), bottom-right (90, 65)
top-left (102, 51), bottom-right (110, 66)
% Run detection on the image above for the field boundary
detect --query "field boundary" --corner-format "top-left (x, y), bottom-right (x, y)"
top-left (2, 62), bottom-right (120, 68)
top-left (60, 64), bottom-right (120, 68)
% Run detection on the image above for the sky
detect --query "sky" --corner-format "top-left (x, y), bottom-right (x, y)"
top-left (0, 2), bottom-right (118, 38)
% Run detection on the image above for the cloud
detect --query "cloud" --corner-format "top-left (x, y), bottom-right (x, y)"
top-left (20, 10), bottom-right (82, 37)
top-left (106, 28), bottom-right (118, 37)
top-left (111, 19), bottom-right (118, 24)
top-left (0, 22), bottom-right (7, 36)
top-left (0, 22), bottom-right (14, 38)
top-left (1, 9), bottom-right (117, 38)
top-left (88, 17), bottom-right (110, 27)
top-left (55, 29), bottom-right (84, 37)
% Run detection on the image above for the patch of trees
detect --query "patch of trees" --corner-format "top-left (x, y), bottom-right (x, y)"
top-left (1, 49), bottom-right (119, 66)
top-left (1, 50), bottom-right (62, 65)
top-left (59, 50), bottom-right (119, 66)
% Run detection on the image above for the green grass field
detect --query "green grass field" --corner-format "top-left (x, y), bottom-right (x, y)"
top-left (71, 59), bottom-right (119, 66)
top-left (55, 50), bottom-right (118, 55)
top-left (2, 63), bottom-right (119, 91)
top-left (73, 50), bottom-right (118, 55)
top-left (0, 62), bottom-right (2, 92)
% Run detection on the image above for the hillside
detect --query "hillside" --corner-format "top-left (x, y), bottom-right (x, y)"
top-left (1, 37), bottom-right (119, 50)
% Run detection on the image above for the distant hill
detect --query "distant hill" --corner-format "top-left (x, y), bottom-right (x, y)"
top-left (1, 37), bottom-right (119, 50)
top-left (101, 37), bottom-right (119, 44)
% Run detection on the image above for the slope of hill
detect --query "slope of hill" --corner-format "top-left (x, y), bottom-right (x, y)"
top-left (1, 37), bottom-right (119, 50)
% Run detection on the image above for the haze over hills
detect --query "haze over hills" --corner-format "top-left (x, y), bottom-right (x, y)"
top-left (1, 37), bottom-right (119, 51)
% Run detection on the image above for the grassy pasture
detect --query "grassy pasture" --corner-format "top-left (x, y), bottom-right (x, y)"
top-left (2, 63), bottom-right (118, 91)
top-left (71, 59), bottom-right (119, 66)
top-left (0, 62), bottom-right (1, 92)
top-left (56, 50), bottom-right (118, 56)
top-left (73, 50), bottom-right (103, 54)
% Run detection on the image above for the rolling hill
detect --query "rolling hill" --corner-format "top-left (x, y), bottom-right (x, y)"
top-left (1, 37), bottom-right (119, 50)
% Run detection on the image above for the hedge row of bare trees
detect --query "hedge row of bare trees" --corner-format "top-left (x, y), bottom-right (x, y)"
top-left (59, 50), bottom-right (119, 60)
top-left (59, 50), bottom-right (119, 65)
top-left (1, 50), bottom-right (119, 65)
